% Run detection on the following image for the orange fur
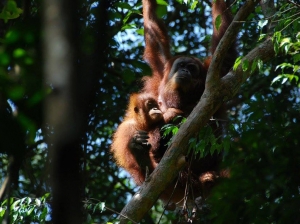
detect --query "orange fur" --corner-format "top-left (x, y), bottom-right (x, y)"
top-left (111, 92), bottom-right (182, 185)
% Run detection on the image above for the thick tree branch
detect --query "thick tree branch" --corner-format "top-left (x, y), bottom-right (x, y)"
top-left (222, 38), bottom-right (275, 97)
top-left (119, 1), bottom-right (261, 223)
top-left (226, 0), bottom-right (277, 109)
top-left (207, 0), bottom-right (258, 83)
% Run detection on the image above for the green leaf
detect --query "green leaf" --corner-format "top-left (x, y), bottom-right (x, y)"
top-left (41, 193), bottom-right (50, 202)
top-left (258, 20), bottom-right (268, 28)
top-left (273, 31), bottom-right (282, 45)
top-left (13, 48), bottom-right (26, 58)
top-left (40, 207), bottom-right (48, 220)
top-left (257, 59), bottom-right (263, 71)
top-left (0, 0), bottom-right (23, 22)
top-left (121, 24), bottom-right (136, 31)
top-left (233, 56), bottom-right (242, 71)
top-left (272, 32), bottom-right (282, 55)
top-left (26, 206), bottom-right (35, 216)
top-left (123, 9), bottom-right (140, 25)
top-left (258, 33), bottom-right (266, 41)
top-left (210, 134), bottom-right (216, 146)
top-left (1, 199), bottom-right (8, 207)
top-left (26, 197), bottom-right (32, 204)
top-left (123, 11), bottom-right (133, 25)
top-left (281, 77), bottom-right (288, 84)
top-left (136, 28), bottom-right (144, 35)
top-left (35, 198), bottom-right (41, 207)
top-left (11, 199), bottom-right (20, 211)
top-left (157, 0), bottom-right (168, 6)
top-left (217, 144), bottom-right (223, 154)
top-left (280, 37), bottom-right (291, 47)
top-left (191, 1), bottom-right (198, 10)
top-left (156, 4), bottom-right (167, 18)
top-left (242, 59), bottom-right (249, 72)
top-left (197, 140), bottom-right (206, 156)
top-left (99, 202), bottom-right (105, 212)
top-left (173, 115), bottom-right (185, 123)
top-left (12, 213), bottom-right (18, 222)
top-left (293, 54), bottom-right (300, 63)
top-left (0, 207), bottom-right (6, 217)
top-left (188, 138), bottom-right (196, 149)
top-left (251, 59), bottom-right (257, 74)
top-left (161, 124), bottom-right (174, 137)
top-left (172, 126), bottom-right (179, 135)
top-left (271, 75), bottom-right (282, 84)
top-left (215, 15), bottom-right (222, 31)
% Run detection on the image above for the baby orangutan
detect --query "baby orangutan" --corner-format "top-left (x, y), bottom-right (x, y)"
top-left (110, 92), bottom-right (182, 185)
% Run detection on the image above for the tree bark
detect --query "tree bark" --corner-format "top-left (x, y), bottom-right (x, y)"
top-left (43, 0), bottom-right (108, 223)
top-left (43, 0), bottom-right (82, 222)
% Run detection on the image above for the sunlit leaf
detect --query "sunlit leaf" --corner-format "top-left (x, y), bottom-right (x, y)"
top-left (233, 56), bottom-right (242, 71)
top-left (13, 48), bottom-right (26, 58)
top-left (191, 1), bottom-right (198, 10)
top-left (157, 0), bottom-right (168, 6)
top-left (258, 19), bottom-right (268, 28)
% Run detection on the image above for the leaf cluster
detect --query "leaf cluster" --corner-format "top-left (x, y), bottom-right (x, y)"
top-left (0, 193), bottom-right (50, 223)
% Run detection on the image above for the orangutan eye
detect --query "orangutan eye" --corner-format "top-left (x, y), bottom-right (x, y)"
top-left (146, 100), bottom-right (156, 109)
top-left (187, 64), bottom-right (197, 73)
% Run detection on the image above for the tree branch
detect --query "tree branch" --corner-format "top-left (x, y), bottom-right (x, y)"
top-left (226, 0), bottom-right (277, 109)
top-left (207, 0), bottom-right (258, 83)
top-left (222, 38), bottom-right (275, 97)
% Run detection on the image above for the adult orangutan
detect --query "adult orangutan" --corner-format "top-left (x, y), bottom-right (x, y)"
top-left (112, 0), bottom-right (237, 207)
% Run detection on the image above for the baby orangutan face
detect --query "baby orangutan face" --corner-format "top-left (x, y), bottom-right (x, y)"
top-left (145, 99), bottom-right (163, 123)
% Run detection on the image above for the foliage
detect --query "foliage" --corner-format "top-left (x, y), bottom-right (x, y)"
top-left (0, 0), bottom-right (299, 223)
top-left (0, 0), bottom-right (23, 23)
top-left (0, 193), bottom-right (50, 223)
top-left (272, 31), bottom-right (300, 85)
top-left (210, 83), bottom-right (300, 223)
